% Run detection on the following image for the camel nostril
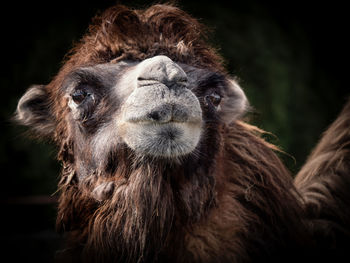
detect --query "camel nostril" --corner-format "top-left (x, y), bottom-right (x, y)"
top-left (145, 104), bottom-right (173, 123)
top-left (148, 111), bottom-right (161, 121)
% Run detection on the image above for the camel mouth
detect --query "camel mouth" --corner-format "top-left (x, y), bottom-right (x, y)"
top-left (123, 103), bottom-right (202, 125)
top-left (119, 121), bottom-right (202, 158)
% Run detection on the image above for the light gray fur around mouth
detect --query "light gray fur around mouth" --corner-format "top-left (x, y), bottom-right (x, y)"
top-left (116, 56), bottom-right (204, 157)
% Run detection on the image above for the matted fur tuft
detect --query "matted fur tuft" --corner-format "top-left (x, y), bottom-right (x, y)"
top-left (61, 4), bottom-right (224, 71)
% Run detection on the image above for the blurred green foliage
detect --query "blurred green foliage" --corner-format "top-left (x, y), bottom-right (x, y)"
top-left (1, 0), bottom-right (348, 198)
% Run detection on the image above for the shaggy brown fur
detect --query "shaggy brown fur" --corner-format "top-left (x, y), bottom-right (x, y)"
top-left (15, 3), bottom-right (350, 263)
top-left (56, 121), bottom-right (308, 262)
top-left (295, 98), bottom-right (350, 257)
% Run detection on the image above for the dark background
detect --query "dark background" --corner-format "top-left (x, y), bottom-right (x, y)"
top-left (0, 0), bottom-right (348, 262)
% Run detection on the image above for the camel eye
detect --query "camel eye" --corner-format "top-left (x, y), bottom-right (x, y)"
top-left (72, 89), bottom-right (88, 104)
top-left (205, 92), bottom-right (222, 108)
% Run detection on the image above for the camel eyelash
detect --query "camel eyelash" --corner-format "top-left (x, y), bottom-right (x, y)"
top-left (71, 89), bottom-right (89, 104)
top-left (204, 92), bottom-right (222, 108)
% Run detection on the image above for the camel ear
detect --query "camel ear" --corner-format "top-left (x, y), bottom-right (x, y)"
top-left (219, 79), bottom-right (249, 124)
top-left (15, 85), bottom-right (55, 137)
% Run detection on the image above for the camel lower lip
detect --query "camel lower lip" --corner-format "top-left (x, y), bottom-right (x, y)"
top-left (120, 121), bottom-right (202, 157)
